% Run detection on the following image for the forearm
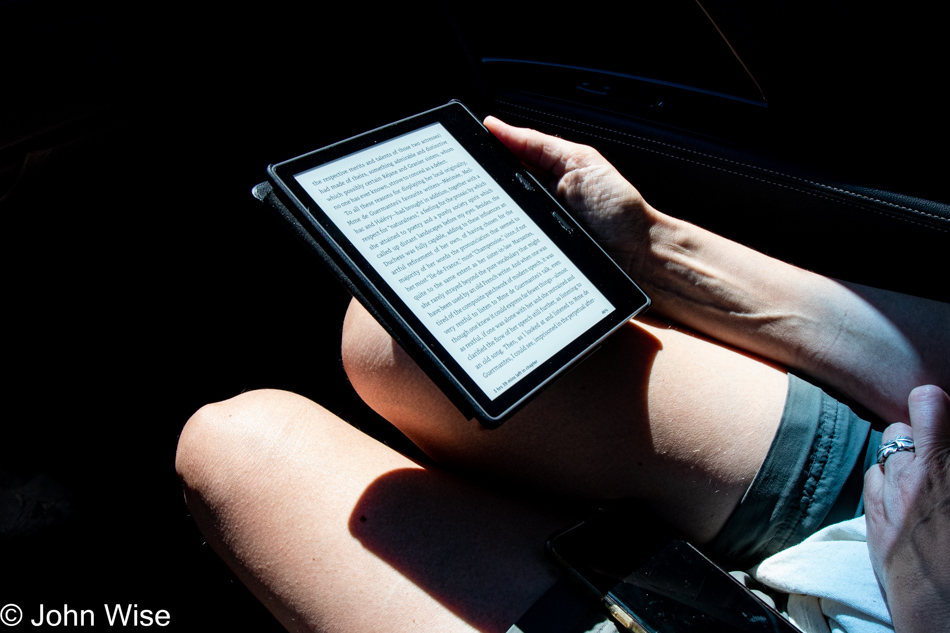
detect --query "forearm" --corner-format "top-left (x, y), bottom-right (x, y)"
top-left (638, 211), bottom-right (949, 421)
top-left (482, 115), bottom-right (948, 419)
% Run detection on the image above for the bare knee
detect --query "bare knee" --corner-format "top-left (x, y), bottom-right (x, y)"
top-left (175, 389), bottom-right (318, 515)
top-left (178, 389), bottom-right (268, 484)
top-left (175, 389), bottom-right (451, 632)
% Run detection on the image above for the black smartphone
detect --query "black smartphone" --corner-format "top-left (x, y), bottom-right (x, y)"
top-left (546, 505), bottom-right (798, 633)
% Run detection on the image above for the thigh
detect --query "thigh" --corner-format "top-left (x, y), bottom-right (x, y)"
top-left (176, 389), bottom-right (572, 633)
top-left (342, 299), bottom-right (789, 543)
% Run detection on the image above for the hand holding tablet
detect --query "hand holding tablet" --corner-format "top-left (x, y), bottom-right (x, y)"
top-left (265, 102), bottom-right (650, 426)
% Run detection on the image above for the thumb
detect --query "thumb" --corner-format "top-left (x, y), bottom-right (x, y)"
top-left (907, 385), bottom-right (950, 462)
top-left (484, 116), bottom-right (575, 178)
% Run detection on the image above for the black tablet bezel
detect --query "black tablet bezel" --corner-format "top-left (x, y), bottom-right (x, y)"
top-left (267, 101), bottom-right (650, 426)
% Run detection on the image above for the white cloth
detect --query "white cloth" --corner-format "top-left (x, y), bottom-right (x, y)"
top-left (752, 516), bottom-right (892, 633)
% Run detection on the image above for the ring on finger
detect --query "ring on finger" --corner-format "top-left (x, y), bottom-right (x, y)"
top-left (876, 435), bottom-right (915, 466)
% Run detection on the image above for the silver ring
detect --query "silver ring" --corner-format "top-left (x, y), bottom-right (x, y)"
top-left (876, 435), bottom-right (915, 466)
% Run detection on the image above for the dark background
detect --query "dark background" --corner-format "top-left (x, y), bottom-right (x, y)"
top-left (3, 1), bottom-right (947, 631)
top-left (3, 1), bottom-right (477, 629)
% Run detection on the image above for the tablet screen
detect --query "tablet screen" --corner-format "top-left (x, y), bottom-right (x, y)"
top-left (293, 122), bottom-right (616, 399)
top-left (268, 102), bottom-right (649, 425)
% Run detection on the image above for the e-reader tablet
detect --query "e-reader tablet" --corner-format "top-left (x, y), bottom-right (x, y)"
top-left (266, 101), bottom-right (650, 427)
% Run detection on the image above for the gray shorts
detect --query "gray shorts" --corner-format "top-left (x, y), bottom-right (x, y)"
top-left (507, 373), bottom-right (881, 633)
top-left (710, 373), bottom-right (880, 566)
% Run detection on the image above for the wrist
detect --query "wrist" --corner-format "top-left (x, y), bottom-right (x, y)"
top-left (629, 211), bottom-right (827, 369)
top-left (631, 212), bottom-right (757, 321)
top-left (625, 205), bottom-right (684, 299)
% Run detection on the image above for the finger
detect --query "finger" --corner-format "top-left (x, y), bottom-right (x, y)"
top-left (864, 462), bottom-right (884, 507)
top-left (483, 116), bottom-right (587, 179)
top-left (483, 116), bottom-right (553, 169)
top-left (878, 421), bottom-right (915, 477)
top-left (907, 385), bottom-right (950, 461)
top-left (881, 422), bottom-right (913, 444)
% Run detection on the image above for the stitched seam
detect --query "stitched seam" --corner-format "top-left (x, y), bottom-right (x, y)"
top-left (779, 396), bottom-right (839, 552)
top-left (497, 101), bottom-right (950, 231)
top-left (498, 100), bottom-right (942, 217)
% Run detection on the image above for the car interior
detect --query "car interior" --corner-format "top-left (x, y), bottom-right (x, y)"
top-left (4, 0), bottom-right (947, 629)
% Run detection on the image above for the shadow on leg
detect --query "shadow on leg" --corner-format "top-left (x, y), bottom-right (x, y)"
top-left (176, 389), bottom-right (572, 633)
top-left (341, 298), bottom-right (789, 544)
